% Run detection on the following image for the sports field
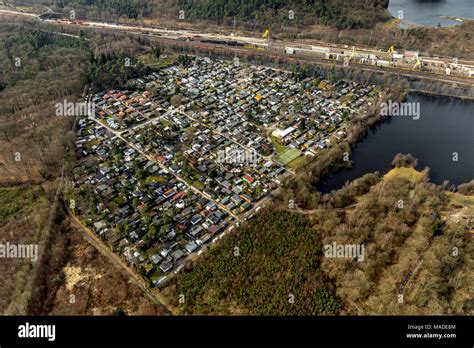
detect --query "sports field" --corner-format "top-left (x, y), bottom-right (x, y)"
top-left (277, 148), bottom-right (301, 166)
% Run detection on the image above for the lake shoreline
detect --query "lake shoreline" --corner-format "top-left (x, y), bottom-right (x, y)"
top-left (317, 92), bottom-right (474, 193)
top-left (387, 0), bottom-right (474, 28)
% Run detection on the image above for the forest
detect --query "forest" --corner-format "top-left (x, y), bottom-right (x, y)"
top-left (176, 0), bottom-right (390, 29)
top-left (163, 210), bottom-right (342, 315)
top-left (87, 53), bottom-right (151, 89)
top-left (0, 19), bottom-right (157, 183)
top-left (165, 165), bottom-right (473, 315)
top-left (54, 0), bottom-right (151, 19)
top-left (16, 0), bottom-right (390, 29)
top-left (0, 23), bottom-right (89, 184)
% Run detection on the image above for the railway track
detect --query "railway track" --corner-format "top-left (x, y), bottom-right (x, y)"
top-left (135, 34), bottom-right (474, 89)
top-left (1, 8), bottom-right (473, 88)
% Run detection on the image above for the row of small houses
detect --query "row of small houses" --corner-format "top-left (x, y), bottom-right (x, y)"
top-left (74, 119), bottom-right (232, 274)
top-left (121, 110), bottom-right (284, 213)
top-left (91, 58), bottom-right (377, 167)
top-left (130, 58), bottom-right (376, 159)
top-left (76, 58), bottom-right (380, 275)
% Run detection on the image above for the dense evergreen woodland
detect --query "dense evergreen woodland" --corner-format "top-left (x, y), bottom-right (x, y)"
top-left (55, 0), bottom-right (151, 19)
top-left (177, 0), bottom-right (390, 29)
top-left (27, 0), bottom-right (390, 29)
top-left (167, 210), bottom-right (341, 315)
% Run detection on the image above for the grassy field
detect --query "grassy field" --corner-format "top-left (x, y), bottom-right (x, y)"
top-left (277, 148), bottom-right (302, 166)
top-left (146, 175), bottom-right (168, 184)
top-left (137, 52), bottom-right (179, 69)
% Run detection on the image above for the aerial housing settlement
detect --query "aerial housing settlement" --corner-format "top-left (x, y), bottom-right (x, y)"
top-left (72, 57), bottom-right (379, 285)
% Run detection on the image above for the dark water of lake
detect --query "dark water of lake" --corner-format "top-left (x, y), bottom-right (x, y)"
top-left (388, 0), bottom-right (474, 27)
top-left (318, 94), bottom-right (474, 193)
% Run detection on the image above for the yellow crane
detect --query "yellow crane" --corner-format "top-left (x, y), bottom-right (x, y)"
top-left (262, 29), bottom-right (270, 41)
top-left (413, 54), bottom-right (422, 71)
top-left (387, 45), bottom-right (395, 61)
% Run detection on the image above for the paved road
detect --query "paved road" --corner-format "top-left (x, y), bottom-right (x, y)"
top-left (88, 114), bottom-right (240, 220)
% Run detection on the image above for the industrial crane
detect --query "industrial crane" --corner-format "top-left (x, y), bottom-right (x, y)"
top-left (413, 53), bottom-right (422, 71)
top-left (387, 45), bottom-right (395, 61)
top-left (262, 29), bottom-right (270, 41)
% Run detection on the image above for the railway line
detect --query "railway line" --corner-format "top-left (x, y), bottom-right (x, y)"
top-left (134, 34), bottom-right (474, 89)
top-left (1, 7), bottom-right (473, 88)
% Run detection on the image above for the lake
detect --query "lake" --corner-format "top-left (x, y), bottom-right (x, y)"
top-left (388, 0), bottom-right (474, 27)
top-left (318, 94), bottom-right (474, 193)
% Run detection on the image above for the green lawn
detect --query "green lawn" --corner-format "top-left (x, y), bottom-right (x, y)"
top-left (137, 52), bottom-right (179, 69)
top-left (277, 148), bottom-right (302, 166)
top-left (146, 175), bottom-right (168, 184)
